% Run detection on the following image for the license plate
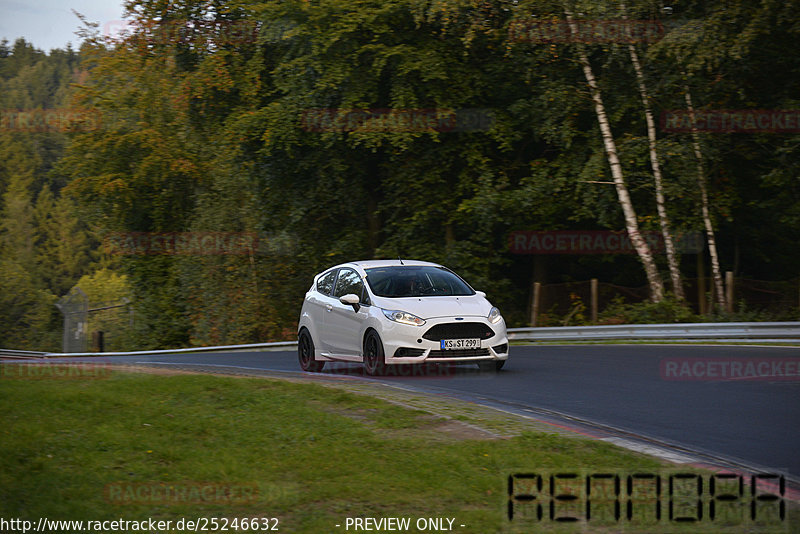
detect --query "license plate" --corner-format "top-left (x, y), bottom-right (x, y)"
top-left (440, 338), bottom-right (480, 350)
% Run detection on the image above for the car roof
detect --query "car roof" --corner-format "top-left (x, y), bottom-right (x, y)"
top-left (314, 260), bottom-right (444, 279)
top-left (348, 259), bottom-right (441, 269)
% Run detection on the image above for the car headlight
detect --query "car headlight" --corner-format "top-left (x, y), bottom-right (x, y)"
top-left (488, 306), bottom-right (502, 324)
top-left (382, 309), bottom-right (426, 326)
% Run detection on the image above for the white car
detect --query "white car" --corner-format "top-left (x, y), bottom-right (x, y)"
top-left (297, 260), bottom-right (508, 375)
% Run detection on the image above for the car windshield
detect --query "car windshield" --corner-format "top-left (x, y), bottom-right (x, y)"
top-left (364, 266), bottom-right (475, 297)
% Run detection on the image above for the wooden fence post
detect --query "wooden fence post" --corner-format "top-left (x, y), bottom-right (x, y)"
top-left (531, 282), bottom-right (541, 327)
top-left (697, 253), bottom-right (706, 315)
top-left (725, 271), bottom-right (734, 313)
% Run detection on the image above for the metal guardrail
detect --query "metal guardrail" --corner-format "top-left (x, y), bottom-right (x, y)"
top-left (2, 322), bottom-right (798, 360)
top-left (507, 322), bottom-right (800, 342)
top-left (0, 349), bottom-right (47, 359)
top-left (38, 341), bottom-right (297, 358)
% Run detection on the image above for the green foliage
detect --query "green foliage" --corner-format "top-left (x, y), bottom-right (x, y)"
top-left (599, 295), bottom-right (697, 325)
top-left (0, 259), bottom-right (59, 350)
top-left (706, 300), bottom-right (797, 323)
top-left (599, 294), bottom-right (798, 325)
top-left (74, 268), bottom-right (130, 303)
top-left (34, 187), bottom-right (94, 296)
top-left (2, 1), bottom-right (800, 348)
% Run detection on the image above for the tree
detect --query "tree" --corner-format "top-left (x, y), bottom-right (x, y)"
top-left (0, 142), bottom-right (38, 271)
top-left (620, 1), bottom-right (684, 299)
top-left (0, 135), bottom-right (61, 350)
top-left (562, 5), bottom-right (664, 301)
top-left (34, 186), bottom-right (94, 297)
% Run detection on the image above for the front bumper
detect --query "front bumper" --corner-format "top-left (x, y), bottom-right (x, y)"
top-left (380, 316), bottom-right (509, 365)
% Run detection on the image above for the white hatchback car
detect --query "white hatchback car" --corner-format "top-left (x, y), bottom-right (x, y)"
top-left (297, 260), bottom-right (508, 375)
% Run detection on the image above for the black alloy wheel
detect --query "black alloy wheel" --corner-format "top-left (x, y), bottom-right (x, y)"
top-left (298, 329), bottom-right (325, 372)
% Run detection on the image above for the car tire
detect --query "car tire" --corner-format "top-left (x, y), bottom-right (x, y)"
top-left (298, 329), bottom-right (325, 372)
top-left (363, 331), bottom-right (386, 376)
top-left (477, 360), bottom-right (505, 372)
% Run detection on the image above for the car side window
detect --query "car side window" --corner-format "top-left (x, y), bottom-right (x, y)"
top-left (316, 269), bottom-right (337, 295)
top-left (333, 268), bottom-right (364, 299)
top-left (360, 285), bottom-right (371, 306)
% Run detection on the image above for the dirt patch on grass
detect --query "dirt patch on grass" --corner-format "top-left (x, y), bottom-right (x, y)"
top-left (313, 402), bottom-right (501, 442)
top-left (401, 418), bottom-right (501, 441)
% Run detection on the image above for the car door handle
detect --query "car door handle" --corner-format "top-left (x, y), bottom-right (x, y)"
top-left (326, 305), bottom-right (333, 312)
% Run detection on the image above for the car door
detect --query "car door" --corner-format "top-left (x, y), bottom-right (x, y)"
top-left (308, 268), bottom-right (338, 353)
top-left (325, 267), bottom-right (369, 359)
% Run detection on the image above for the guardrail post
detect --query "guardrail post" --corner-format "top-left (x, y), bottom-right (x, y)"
top-left (591, 278), bottom-right (598, 324)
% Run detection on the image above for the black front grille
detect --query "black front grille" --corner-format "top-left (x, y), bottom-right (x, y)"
top-left (427, 348), bottom-right (491, 359)
top-left (422, 322), bottom-right (495, 341)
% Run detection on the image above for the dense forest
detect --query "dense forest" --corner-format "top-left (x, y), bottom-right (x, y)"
top-left (1, 0), bottom-right (798, 351)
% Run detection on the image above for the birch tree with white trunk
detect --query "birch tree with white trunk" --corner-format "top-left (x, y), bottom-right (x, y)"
top-left (621, 2), bottom-right (684, 299)
top-left (683, 85), bottom-right (726, 310)
top-left (564, 6), bottom-right (665, 301)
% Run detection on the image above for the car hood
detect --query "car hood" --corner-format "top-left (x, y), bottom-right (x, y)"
top-left (373, 295), bottom-right (492, 320)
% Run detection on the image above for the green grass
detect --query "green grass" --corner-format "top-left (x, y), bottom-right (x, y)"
top-left (0, 368), bottom-right (794, 533)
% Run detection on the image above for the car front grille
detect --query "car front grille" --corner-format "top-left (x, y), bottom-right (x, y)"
top-left (422, 322), bottom-right (495, 341)
top-left (427, 348), bottom-right (491, 359)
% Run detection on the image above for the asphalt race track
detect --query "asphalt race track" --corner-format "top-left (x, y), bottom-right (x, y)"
top-left (29, 344), bottom-right (800, 482)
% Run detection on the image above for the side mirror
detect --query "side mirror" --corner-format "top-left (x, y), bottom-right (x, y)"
top-left (339, 293), bottom-right (361, 312)
top-left (475, 290), bottom-right (486, 298)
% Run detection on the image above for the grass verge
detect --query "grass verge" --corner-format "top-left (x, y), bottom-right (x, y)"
top-left (0, 367), bottom-right (794, 533)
